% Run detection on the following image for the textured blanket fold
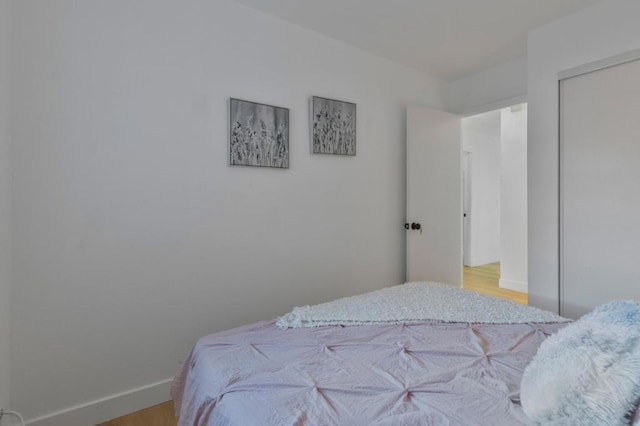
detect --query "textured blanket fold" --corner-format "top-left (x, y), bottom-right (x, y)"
top-left (521, 300), bottom-right (640, 426)
top-left (277, 281), bottom-right (568, 328)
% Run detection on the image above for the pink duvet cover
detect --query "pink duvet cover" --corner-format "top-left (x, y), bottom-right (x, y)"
top-left (172, 320), bottom-right (566, 425)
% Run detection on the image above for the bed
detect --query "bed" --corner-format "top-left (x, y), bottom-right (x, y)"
top-left (171, 282), bottom-right (638, 425)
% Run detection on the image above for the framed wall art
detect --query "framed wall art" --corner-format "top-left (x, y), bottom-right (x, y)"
top-left (311, 96), bottom-right (356, 156)
top-left (229, 98), bottom-right (289, 168)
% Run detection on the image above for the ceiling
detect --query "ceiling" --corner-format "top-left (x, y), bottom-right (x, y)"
top-left (235, 0), bottom-right (602, 81)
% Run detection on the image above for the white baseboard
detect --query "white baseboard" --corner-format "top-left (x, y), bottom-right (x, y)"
top-left (26, 378), bottom-right (173, 426)
top-left (499, 278), bottom-right (528, 293)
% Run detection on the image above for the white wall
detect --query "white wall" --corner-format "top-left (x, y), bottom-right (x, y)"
top-left (0, 0), bottom-right (11, 412)
top-left (461, 111), bottom-right (501, 267)
top-left (528, 0), bottom-right (640, 313)
top-left (499, 106), bottom-right (527, 293)
top-left (447, 57), bottom-right (527, 115)
top-left (10, 0), bottom-right (446, 423)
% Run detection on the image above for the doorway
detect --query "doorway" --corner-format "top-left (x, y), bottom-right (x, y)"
top-left (461, 104), bottom-right (528, 302)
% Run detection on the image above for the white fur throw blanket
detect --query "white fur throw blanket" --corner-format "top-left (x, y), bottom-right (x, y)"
top-left (277, 282), bottom-right (568, 328)
top-left (521, 300), bottom-right (640, 426)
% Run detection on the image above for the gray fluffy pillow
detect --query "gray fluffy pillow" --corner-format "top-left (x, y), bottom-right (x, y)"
top-left (521, 300), bottom-right (640, 426)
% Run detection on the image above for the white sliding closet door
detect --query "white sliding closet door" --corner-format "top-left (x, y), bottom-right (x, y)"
top-left (560, 58), bottom-right (640, 319)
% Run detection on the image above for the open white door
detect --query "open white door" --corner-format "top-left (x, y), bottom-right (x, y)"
top-left (406, 107), bottom-right (462, 286)
top-left (462, 151), bottom-right (472, 266)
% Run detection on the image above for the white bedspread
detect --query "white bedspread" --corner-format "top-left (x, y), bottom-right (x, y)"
top-left (277, 281), bottom-right (568, 328)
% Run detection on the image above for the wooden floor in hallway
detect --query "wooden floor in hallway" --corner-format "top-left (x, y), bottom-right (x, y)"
top-left (462, 262), bottom-right (528, 305)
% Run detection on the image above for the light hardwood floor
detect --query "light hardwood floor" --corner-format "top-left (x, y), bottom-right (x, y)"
top-left (100, 264), bottom-right (527, 425)
top-left (98, 401), bottom-right (176, 426)
top-left (462, 262), bottom-right (527, 305)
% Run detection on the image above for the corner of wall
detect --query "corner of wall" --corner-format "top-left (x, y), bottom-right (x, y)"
top-left (0, 0), bottom-right (12, 410)
top-left (527, 0), bottom-right (640, 314)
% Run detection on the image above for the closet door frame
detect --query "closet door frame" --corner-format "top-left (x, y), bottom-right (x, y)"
top-left (558, 47), bottom-right (640, 317)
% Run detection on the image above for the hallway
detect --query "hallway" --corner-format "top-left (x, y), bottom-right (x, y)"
top-left (463, 262), bottom-right (527, 305)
